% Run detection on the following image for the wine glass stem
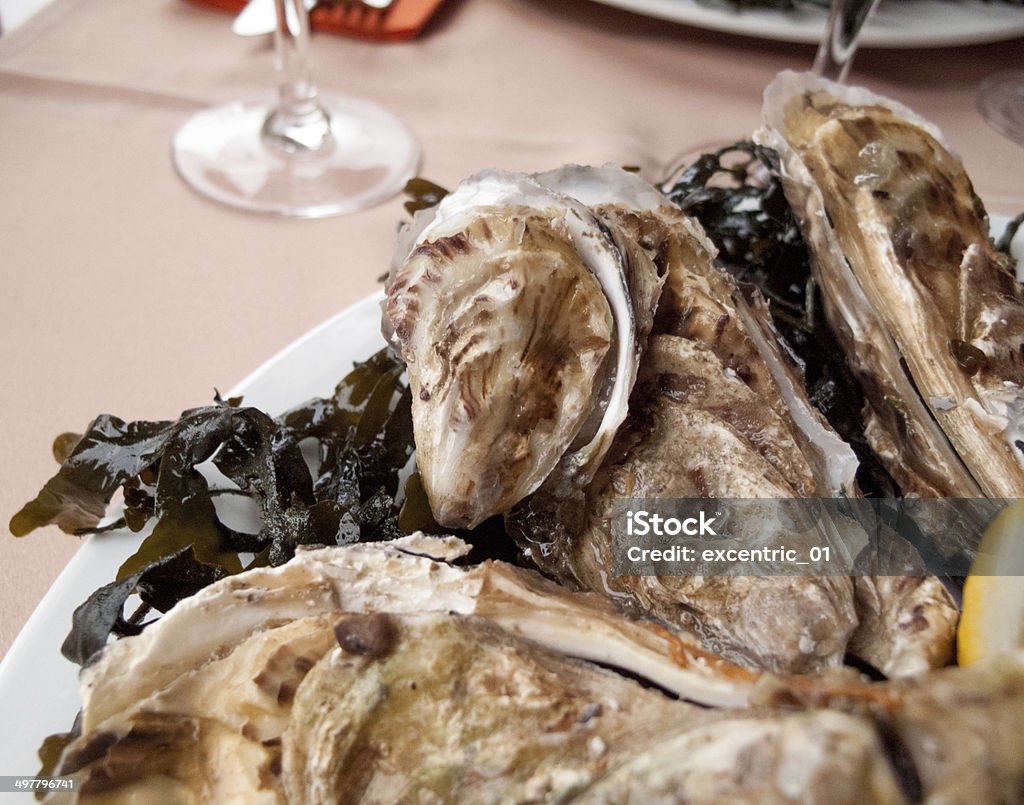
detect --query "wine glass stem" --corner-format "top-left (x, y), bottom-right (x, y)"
top-left (813, 0), bottom-right (882, 83)
top-left (262, 0), bottom-right (333, 153)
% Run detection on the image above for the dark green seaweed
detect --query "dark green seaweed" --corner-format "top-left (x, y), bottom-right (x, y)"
top-left (11, 350), bottom-right (421, 664)
top-left (402, 177), bottom-right (449, 216)
top-left (61, 560), bottom-right (162, 666)
top-left (10, 417), bottom-right (173, 538)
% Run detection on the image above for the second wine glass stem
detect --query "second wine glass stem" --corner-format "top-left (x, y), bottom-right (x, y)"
top-left (262, 0), bottom-right (333, 153)
top-left (813, 0), bottom-right (882, 83)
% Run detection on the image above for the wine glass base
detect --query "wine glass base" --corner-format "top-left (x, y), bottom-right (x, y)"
top-left (977, 72), bottom-right (1024, 147)
top-left (172, 94), bottom-right (420, 218)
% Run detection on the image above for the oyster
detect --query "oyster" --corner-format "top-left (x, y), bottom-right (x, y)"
top-left (507, 180), bottom-right (956, 675)
top-left (60, 614), bottom-right (902, 804)
top-left (385, 164), bottom-right (956, 676)
top-left (756, 70), bottom-right (1024, 501)
top-left (509, 253), bottom-right (856, 670)
top-left (53, 538), bottom-right (1024, 803)
top-left (384, 169), bottom-right (664, 529)
top-left (77, 535), bottom-right (753, 731)
top-left (754, 653), bottom-right (1024, 805)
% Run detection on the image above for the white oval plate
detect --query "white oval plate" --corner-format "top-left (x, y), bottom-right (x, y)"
top-left (589, 0), bottom-right (1024, 48)
top-left (0, 217), bottom-right (1021, 778)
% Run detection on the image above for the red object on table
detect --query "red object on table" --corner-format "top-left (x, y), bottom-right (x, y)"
top-left (183, 0), bottom-right (447, 41)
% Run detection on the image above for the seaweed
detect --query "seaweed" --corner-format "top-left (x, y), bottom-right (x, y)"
top-left (61, 550), bottom-right (229, 667)
top-left (11, 349), bottom-right (419, 664)
top-left (662, 142), bottom-right (810, 314)
top-left (10, 417), bottom-right (173, 538)
top-left (402, 177), bottom-right (449, 216)
top-left (35, 728), bottom-right (77, 800)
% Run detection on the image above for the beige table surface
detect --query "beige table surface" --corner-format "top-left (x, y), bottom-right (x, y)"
top-left (1, 0), bottom-right (1022, 660)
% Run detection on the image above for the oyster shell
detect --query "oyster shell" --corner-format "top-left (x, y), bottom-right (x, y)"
top-left (384, 169), bottom-right (664, 528)
top-left (509, 186), bottom-right (956, 675)
top-left (756, 70), bottom-right (1024, 500)
top-left (849, 574), bottom-right (960, 678)
top-left (509, 330), bottom-right (862, 672)
top-left (53, 538), bottom-right (1024, 803)
top-left (755, 652), bottom-right (1024, 805)
top-left (384, 163), bottom-right (957, 677)
top-left (77, 535), bottom-right (753, 730)
top-left (61, 613), bottom-right (906, 804)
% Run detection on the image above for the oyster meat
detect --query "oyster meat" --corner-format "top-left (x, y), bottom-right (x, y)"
top-left (757, 70), bottom-right (1024, 501)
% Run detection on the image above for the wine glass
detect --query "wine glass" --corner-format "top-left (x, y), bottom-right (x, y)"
top-left (813, 0), bottom-right (883, 83)
top-left (172, 0), bottom-right (420, 218)
top-left (661, 0), bottom-right (882, 187)
top-left (977, 72), bottom-right (1024, 147)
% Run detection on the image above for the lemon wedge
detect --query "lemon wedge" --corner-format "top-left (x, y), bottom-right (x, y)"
top-left (958, 500), bottom-right (1024, 666)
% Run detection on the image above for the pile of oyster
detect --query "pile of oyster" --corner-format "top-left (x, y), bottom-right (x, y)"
top-left (54, 71), bottom-right (1024, 802)
top-left (50, 537), bottom-right (1024, 802)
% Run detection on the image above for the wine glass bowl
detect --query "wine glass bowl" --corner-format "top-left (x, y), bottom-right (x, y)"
top-left (172, 0), bottom-right (419, 218)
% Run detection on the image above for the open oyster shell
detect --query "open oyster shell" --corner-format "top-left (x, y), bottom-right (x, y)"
top-left (52, 538), bottom-right (1024, 803)
top-left (76, 535), bottom-right (753, 732)
top-left (756, 70), bottom-right (1024, 501)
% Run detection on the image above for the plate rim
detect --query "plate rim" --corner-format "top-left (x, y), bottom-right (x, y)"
top-left (587, 0), bottom-right (1024, 48)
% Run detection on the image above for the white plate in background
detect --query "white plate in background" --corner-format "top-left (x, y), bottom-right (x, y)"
top-left (588, 0), bottom-right (1024, 47)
